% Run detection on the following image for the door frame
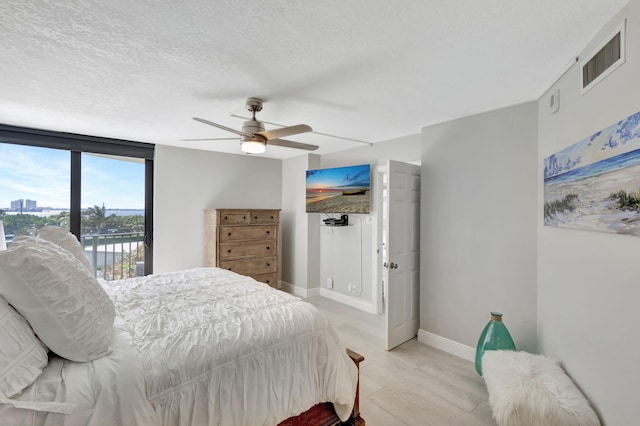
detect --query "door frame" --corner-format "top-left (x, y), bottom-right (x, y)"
top-left (372, 164), bottom-right (388, 315)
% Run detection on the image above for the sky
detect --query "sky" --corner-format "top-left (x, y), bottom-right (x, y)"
top-left (0, 143), bottom-right (145, 209)
top-left (544, 110), bottom-right (640, 179)
top-left (306, 164), bottom-right (370, 190)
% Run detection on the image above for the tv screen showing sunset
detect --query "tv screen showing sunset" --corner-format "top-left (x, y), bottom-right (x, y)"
top-left (306, 164), bottom-right (370, 214)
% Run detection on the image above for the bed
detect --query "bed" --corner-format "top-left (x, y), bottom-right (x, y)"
top-left (0, 229), bottom-right (364, 426)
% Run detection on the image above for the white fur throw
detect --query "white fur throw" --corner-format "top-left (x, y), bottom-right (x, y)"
top-left (482, 351), bottom-right (600, 426)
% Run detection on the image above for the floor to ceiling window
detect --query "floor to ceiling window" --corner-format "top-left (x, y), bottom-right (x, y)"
top-left (0, 142), bottom-right (71, 230)
top-left (0, 124), bottom-right (154, 278)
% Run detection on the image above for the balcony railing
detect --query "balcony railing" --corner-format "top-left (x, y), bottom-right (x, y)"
top-left (81, 232), bottom-right (144, 281)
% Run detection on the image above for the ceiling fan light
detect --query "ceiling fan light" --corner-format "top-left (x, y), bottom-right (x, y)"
top-left (241, 140), bottom-right (266, 154)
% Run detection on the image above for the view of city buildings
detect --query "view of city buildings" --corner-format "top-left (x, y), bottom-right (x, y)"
top-left (9, 198), bottom-right (38, 211)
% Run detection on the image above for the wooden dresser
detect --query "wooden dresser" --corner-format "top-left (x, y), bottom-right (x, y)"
top-left (205, 208), bottom-right (280, 288)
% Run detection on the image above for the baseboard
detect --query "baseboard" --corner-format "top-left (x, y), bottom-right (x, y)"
top-left (280, 282), bottom-right (376, 313)
top-left (318, 288), bottom-right (377, 314)
top-left (417, 329), bottom-right (475, 362)
top-left (279, 281), bottom-right (320, 298)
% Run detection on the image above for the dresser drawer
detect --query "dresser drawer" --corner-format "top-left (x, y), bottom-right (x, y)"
top-left (251, 272), bottom-right (278, 287)
top-left (219, 256), bottom-right (277, 275)
top-left (249, 210), bottom-right (279, 225)
top-left (219, 225), bottom-right (276, 242)
top-left (219, 241), bottom-right (276, 260)
top-left (218, 211), bottom-right (250, 225)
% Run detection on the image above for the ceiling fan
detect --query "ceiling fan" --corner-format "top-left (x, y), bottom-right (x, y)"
top-left (188, 97), bottom-right (319, 154)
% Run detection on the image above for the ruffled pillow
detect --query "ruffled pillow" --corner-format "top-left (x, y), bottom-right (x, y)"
top-left (36, 226), bottom-right (93, 273)
top-left (0, 237), bottom-right (115, 362)
top-left (0, 297), bottom-right (48, 398)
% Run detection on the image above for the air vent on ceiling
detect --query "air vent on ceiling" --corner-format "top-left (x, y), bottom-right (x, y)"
top-left (581, 20), bottom-right (626, 94)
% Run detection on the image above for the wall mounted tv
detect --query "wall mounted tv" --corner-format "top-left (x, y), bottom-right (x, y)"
top-left (306, 164), bottom-right (371, 214)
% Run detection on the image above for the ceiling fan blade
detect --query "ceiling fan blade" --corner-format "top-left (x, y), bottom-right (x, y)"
top-left (193, 117), bottom-right (255, 138)
top-left (257, 124), bottom-right (312, 140)
top-left (267, 138), bottom-right (319, 151)
top-left (231, 113), bottom-right (372, 145)
top-left (180, 137), bottom-right (240, 141)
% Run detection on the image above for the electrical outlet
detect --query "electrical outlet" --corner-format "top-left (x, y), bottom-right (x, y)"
top-left (347, 284), bottom-right (352, 292)
top-left (326, 277), bottom-right (333, 289)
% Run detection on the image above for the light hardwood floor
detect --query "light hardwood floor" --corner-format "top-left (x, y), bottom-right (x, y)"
top-left (305, 295), bottom-right (497, 426)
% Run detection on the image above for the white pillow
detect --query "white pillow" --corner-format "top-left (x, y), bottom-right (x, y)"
top-left (0, 237), bottom-right (115, 362)
top-left (0, 296), bottom-right (49, 398)
top-left (36, 226), bottom-right (93, 273)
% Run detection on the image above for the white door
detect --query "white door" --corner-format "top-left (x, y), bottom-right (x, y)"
top-left (384, 160), bottom-right (421, 350)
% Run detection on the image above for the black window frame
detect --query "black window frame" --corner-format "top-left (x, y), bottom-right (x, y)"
top-left (0, 123), bottom-right (155, 275)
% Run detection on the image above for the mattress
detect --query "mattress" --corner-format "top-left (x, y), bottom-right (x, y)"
top-left (1, 267), bottom-right (358, 426)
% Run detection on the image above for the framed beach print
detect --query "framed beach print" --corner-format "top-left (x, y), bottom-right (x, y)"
top-left (544, 111), bottom-right (640, 237)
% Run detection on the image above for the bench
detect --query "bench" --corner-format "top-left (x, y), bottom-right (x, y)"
top-left (482, 350), bottom-right (600, 426)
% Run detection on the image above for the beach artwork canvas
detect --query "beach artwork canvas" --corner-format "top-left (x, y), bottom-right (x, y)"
top-left (306, 164), bottom-right (371, 214)
top-left (544, 110), bottom-right (640, 236)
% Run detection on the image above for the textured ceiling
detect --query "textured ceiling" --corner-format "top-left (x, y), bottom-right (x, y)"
top-left (0, 0), bottom-right (629, 159)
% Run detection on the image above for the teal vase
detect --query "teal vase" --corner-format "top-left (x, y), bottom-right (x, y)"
top-left (475, 312), bottom-right (516, 376)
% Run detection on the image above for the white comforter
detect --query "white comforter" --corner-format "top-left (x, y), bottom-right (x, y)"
top-left (2, 268), bottom-right (358, 426)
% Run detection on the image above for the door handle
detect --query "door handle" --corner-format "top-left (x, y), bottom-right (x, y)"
top-left (384, 262), bottom-right (398, 269)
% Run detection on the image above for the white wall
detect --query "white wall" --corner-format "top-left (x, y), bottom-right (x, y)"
top-left (321, 133), bottom-right (421, 167)
top-left (281, 153), bottom-right (320, 292)
top-left (154, 145), bottom-right (282, 273)
top-left (538, 3), bottom-right (640, 424)
top-left (319, 213), bottom-right (374, 305)
top-left (420, 102), bottom-right (539, 355)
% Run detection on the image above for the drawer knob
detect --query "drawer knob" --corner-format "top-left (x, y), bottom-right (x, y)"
top-left (266, 279), bottom-right (270, 284)
top-left (266, 231), bottom-right (270, 234)
top-left (243, 216), bottom-right (246, 219)
top-left (227, 268), bottom-right (232, 271)
top-left (224, 216), bottom-right (228, 220)
top-left (228, 232), bottom-right (232, 236)
top-left (271, 216), bottom-right (274, 219)
top-left (254, 216), bottom-right (258, 219)
top-left (228, 249), bottom-right (231, 253)
top-left (266, 246), bottom-right (270, 250)
top-left (267, 263), bottom-right (270, 267)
